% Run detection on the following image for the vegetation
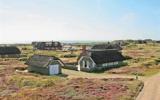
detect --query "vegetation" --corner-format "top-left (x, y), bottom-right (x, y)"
top-left (0, 57), bottom-right (144, 100)
top-left (8, 74), bottom-right (65, 88)
top-left (62, 54), bottom-right (77, 58)
top-left (0, 42), bottom-right (160, 99)
top-left (109, 43), bottom-right (160, 76)
top-left (2, 78), bottom-right (143, 100)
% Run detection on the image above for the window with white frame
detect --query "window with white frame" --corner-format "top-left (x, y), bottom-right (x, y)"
top-left (82, 60), bottom-right (90, 68)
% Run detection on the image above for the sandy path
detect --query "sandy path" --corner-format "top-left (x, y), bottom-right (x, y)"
top-left (136, 72), bottom-right (160, 100)
top-left (62, 68), bottom-right (135, 79)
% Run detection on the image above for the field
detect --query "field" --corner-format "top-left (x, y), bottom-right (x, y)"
top-left (0, 59), bottom-right (143, 100)
top-left (1, 43), bottom-right (160, 99)
top-left (18, 43), bottom-right (160, 77)
top-left (3, 78), bottom-right (143, 100)
top-left (108, 43), bottom-right (160, 76)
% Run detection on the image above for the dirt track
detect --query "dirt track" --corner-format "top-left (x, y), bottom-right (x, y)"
top-left (62, 68), bottom-right (135, 79)
top-left (136, 72), bottom-right (160, 100)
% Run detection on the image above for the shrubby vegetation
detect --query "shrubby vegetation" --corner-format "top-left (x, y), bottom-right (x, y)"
top-left (62, 54), bottom-right (77, 58)
top-left (8, 74), bottom-right (65, 88)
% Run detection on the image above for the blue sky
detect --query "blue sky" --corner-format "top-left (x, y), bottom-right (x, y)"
top-left (0, 0), bottom-right (160, 43)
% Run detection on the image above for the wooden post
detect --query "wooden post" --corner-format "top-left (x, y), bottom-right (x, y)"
top-left (136, 72), bottom-right (138, 80)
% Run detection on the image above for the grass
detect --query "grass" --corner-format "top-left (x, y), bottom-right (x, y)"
top-left (3, 43), bottom-right (160, 99)
top-left (4, 78), bottom-right (143, 100)
top-left (3, 43), bottom-right (160, 77)
top-left (142, 68), bottom-right (160, 76)
top-left (18, 45), bottom-right (80, 63)
top-left (119, 80), bottom-right (144, 100)
top-left (8, 74), bottom-right (65, 88)
top-left (121, 43), bottom-right (160, 76)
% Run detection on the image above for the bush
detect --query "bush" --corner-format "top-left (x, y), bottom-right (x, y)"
top-left (132, 72), bottom-right (145, 76)
top-left (19, 57), bottom-right (28, 61)
top-left (124, 55), bottom-right (132, 60)
top-left (155, 58), bottom-right (160, 64)
top-left (20, 54), bottom-right (27, 57)
top-left (62, 54), bottom-right (77, 58)
top-left (80, 67), bottom-right (94, 72)
top-left (62, 65), bottom-right (77, 71)
top-left (22, 47), bottom-right (28, 50)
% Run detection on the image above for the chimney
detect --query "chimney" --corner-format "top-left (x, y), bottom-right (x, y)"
top-left (82, 45), bottom-right (87, 55)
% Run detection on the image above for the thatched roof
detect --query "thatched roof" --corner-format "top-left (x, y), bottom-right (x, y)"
top-left (0, 46), bottom-right (21, 55)
top-left (90, 50), bottom-right (125, 64)
top-left (26, 55), bottom-right (63, 68)
top-left (78, 49), bottom-right (126, 64)
top-left (91, 43), bottom-right (122, 50)
top-left (32, 41), bottom-right (62, 50)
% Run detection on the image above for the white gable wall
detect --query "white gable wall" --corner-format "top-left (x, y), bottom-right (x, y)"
top-left (49, 64), bottom-right (60, 75)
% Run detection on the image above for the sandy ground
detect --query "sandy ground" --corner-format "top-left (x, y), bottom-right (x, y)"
top-left (136, 72), bottom-right (160, 100)
top-left (62, 68), bottom-right (135, 79)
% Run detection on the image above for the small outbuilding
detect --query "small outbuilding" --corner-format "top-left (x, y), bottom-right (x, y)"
top-left (26, 55), bottom-right (64, 75)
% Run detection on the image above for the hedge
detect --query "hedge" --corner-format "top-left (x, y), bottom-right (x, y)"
top-left (62, 65), bottom-right (77, 71)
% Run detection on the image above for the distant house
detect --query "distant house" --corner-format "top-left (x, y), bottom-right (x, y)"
top-left (0, 46), bottom-right (21, 58)
top-left (26, 55), bottom-right (64, 75)
top-left (77, 46), bottom-right (125, 72)
top-left (32, 41), bottom-right (62, 50)
top-left (156, 40), bottom-right (160, 43)
top-left (62, 44), bottom-right (73, 51)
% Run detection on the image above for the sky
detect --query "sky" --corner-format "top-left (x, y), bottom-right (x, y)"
top-left (0, 0), bottom-right (160, 43)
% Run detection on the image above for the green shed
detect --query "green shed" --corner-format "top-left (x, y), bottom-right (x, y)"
top-left (26, 55), bottom-right (64, 75)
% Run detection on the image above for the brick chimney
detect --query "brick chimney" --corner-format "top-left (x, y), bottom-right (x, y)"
top-left (82, 45), bottom-right (87, 55)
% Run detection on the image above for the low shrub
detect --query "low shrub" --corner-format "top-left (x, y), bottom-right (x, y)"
top-left (155, 58), bottom-right (160, 64)
top-left (20, 54), bottom-right (27, 57)
top-left (132, 72), bottom-right (145, 76)
top-left (19, 57), bottom-right (28, 61)
top-left (21, 48), bottom-right (28, 50)
top-left (8, 75), bottom-right (64, 88)
top-left (62, 54), bottom-right (77, 58)
top-left (62, 65), bottom-right (77, 71)
top-left (124, 55), bottom-right (132, 60)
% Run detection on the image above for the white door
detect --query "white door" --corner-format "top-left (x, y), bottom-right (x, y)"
top-left (49, 64), bottom-right (59, 75)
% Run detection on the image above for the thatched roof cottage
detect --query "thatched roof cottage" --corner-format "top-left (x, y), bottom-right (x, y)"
top-left (77, 46), bottom-right (126, 72)
top-left (0, 46), bottom-right (21, 58)
top-left (26, 55), bottom-right (64, 75)
top-left (32, 41), bottom-right (62, 50)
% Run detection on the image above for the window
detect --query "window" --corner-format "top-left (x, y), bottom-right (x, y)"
top-left (82, 60), bottom-right (90, 68)
top-left (84, 61), bottom-right (87, 68)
